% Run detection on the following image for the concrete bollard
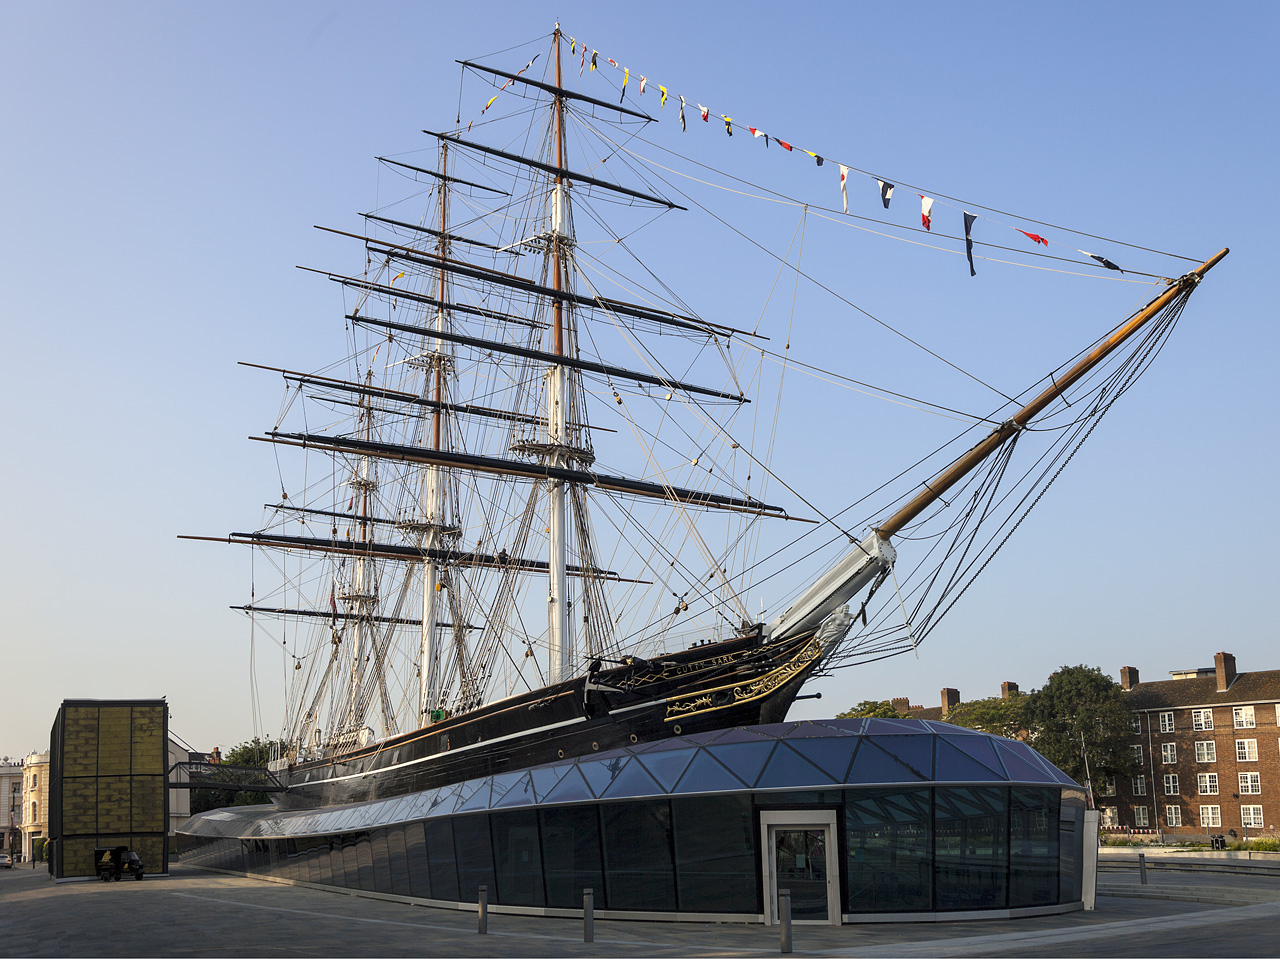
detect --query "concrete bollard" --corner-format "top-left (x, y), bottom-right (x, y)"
top-left (477, 884), bottom-right (488, 934)
top-left (583, 887), bottom-right (594, 943)
top-left (779, 887), bottom-right (792, 954)
top-left (1138, 853), bottom-right (1147, 885)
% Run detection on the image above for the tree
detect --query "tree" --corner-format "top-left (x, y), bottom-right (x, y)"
top-left (189, 737), bottom-right (286, 813)
top-left (836, 700), bottom-right (903, 719)
top-left (1023, 665), bottom-right (1137, 786)
top-left (944, 692), bottom-right (1027, 740)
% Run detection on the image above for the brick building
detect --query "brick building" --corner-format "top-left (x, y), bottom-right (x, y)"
top-left (1098, 651), bottom-right (1279, 839)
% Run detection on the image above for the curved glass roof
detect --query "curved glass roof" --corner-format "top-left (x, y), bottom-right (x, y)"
top-left (182, 718), bottom-right (1080, 840)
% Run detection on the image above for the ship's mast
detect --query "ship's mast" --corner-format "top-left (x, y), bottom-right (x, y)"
top-left (546, 25), bottom-right (572, 683)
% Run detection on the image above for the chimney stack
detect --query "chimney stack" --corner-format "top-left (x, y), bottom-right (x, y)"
top-left (941, 688), bottom-right (960, 718)
top-left (891, 697), bottom-right (911, 715)
top-left (1120, 666), bottom-right (1139, 691)
top-left (1215, 652), bottom-right (1237, 692)
top-left (1001, 681), bottom-right (1019, 700)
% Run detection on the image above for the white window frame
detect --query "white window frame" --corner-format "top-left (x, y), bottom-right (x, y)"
top-left (1237, 739), bottom-right (1258, 762)
top-left (1100, 806), bottom-right (1119, 827)
top-left (1130, 715), bottom-right (1143, 734)
top-left (1234, 706), bottom-right (1256, 728)
top-left (1161, 743), bottom-right (1177, 764)
top-left (1241, 806), bottom-right (1264, 828)
top-left (1166, 805), bottom-right (1181, 827)
top-left (1194, 740), bottom-right (1217, 763)
top-left (1132, 775), bottom-right (1147, 796)
top-left (1192, 708), bottom-right (1214, 731)
top-left (1133, 805), bottom-right (1149, 827)
top-left (1097, 775), bottom-right (1116, 798)
top-left (1159, 711), bottom-right (1175, 733)
top-left (1130, 744), bottom-right (1143, 764)
top-left (1200, 805), bottom-right (1221, 828)
top-left (1163, 774), bottom-right (1179, 796)
top-left (1239, 772), bottom-right (1261, 795)
top-left (1197, 772), bottom-right (1219, 795)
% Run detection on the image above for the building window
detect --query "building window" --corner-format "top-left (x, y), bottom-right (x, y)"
top-left (1159, 712), bottom-right (1175, 733)
top-left (1132, 776), bottom-right (1147, 796)
top-left (1161, 743), bottom-right (1177, 764)
top-left (1239, 772), bottom-right (1261, 795)
top-left (1097, 776), bottom-right (1116, 798)
top-left (1192, 708), bottom-right (1214, 731)
top-left (1130, 716), bottom-right (1142, 734)
top-left (1197, 773), bottom-right (1218, 795)
top-left (1242, 806), bottom-right (1264, 828)
top-left (1163, 774), bottom-right (1179, 796)
top-left (1100, 806), bottom-right (1119, 827)
top-left (31, 801), bottom-right (36, 821)
top-left (1200, 805), bottom-right (1222, 828)
top-left (1130, 745), bottom-right (1143, 764)
top-left (1166, 806), bottom-right (1181, 827)
top-left (1237, 739), bottom-right (1258, 762)
top-left (1194, 741), bottom-right (1217, 763)
top-left (1233, 706), bottom-right (1256, 729)
top-left (1134, 806), bottom-right (1149, 827)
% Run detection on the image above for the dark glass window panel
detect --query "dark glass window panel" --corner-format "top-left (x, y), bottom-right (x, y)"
top-left (845, 788), bottom-right (932, 913)
top-left (543, 766), bottom-right (595, 803)
top-left (580, 757), bottom-right (631, 798)
top-left (385, 826), bottom-right (411, 896)
top-left (424, 818), bottom-right (459, 902)
top-left (674, 750), bottom-right (750, 793)
top-left (994, 742), bottom-right (1056, 784)
top-left (1058, 795), bottom-right (1085, 904)
top-left (829, 717), bottom-right (866, 735)
top-left (634, 749), bottom-right (697, 791)
top-left (941, 736), bottom-right (1008, 779)
top-left (934, 786), bottom-right (1008, 910)
top-left (756, 743), bottom-right (838, 789)
top-left (1009, 788), bottom-right (1059, 907)
top-left (370, 829), bottom-right (394, 894)
top-left (864, 718), bottom-right (923, 735)
top-left (321, 837), bottom-right (341, 887)
top-left (427, 784), bottom-right (461, 815)
top-left (600, 758), bottom-right (663, 799)
top-left (540, 805), bottom-right (604, 910)
top-left (671, 795), bottom-right (758, 913)
top-left (707, 726), bottom-right (774, 744)
top-left (492, 771), bottom-right (536, 808)
top-left (403, 821), bottom-right (430, 899)
top-left (490, 810), bottom-right (544, 906)
top-left (752, 721), bottom-right (799, 738)
top-left (774, 828), bottom-right (830, 920)
top-left (787, 737), bottom-right (858, 782)
top-left (754, 789), bottom-right (844, 805)
top-left (848, 739), bottom-right (929, 784)
top-left (342, 835), bottom-right (361, 889)
top-left (453, 815), bottom-right (496, 904)
top-left (530, 765), bottom-right (571, 803)
top-left (706, 741), bottom-right (777, 787)
top-left (935, 739), bottom-right (1006, 783)
top-left (601, 799), bottom-right (676, 911)
top-left (355, 832), bottom-right (376, 891)
top-left (866, 734), bottom-right (935, 780)
top-left (455, 780), bottom-right (493, 813)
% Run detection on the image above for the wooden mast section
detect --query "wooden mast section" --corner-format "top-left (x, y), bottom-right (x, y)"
top-left (874, 248), bottom-right (1229, 541)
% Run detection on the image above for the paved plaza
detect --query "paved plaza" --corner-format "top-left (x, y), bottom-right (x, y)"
top-left (2, 858), bottom-right (1279, 957)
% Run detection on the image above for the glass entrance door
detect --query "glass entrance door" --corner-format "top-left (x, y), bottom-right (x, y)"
top-left (774, 828), bottom-right (829, 920)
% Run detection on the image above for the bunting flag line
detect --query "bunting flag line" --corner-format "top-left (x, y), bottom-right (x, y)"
top-left (806, 151), bottom-right (823, 167)
top-left (750, 127), bottom-right (768, 147)
top-left (608, 57), bottom-right (618, 68)
top-left (839, 164), bottom-right (850, 214)
top-left (878, 179), bottom-right (895, 209)
top-left (620, 67), bottom-right (629, 102)
top-left (699, 104), bottom-right (710, 122)
top-left (659, 85), bottom-right (668, 107)
top-left (391, 271), bottom-right (406, 285)
top-left (1019, 230), bottom-right (1048, 246)
top-left (639, 76), bottom-right (647, 95)
top-left (919, 195), bottom-right (934, 231)
top-left (678, 96), bottom-right (686, 131)
top-left (482, 94), bottom-right (498, 114)
top-left (590, 50), bottom-right (598, 71)
top-left (964, 212), bottom-right (978, 277)
top-left (722, 115), bottom-right (733, 136)
top-left (776, 138), bottom-right (793, 151)
top-left (1079, 250), bottom-right (1124, 272)
top-left (580, 45), bottom-right (587, 76)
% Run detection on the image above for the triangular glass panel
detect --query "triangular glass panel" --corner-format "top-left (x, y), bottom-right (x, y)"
top-left (934, 737), bottom-right (1006, 782)
top-left (756, 742), bottom-right (837, 788)
top-left (863, 717), bottom-right (927, 735)
top-left (993, 742), bottom-right (1056, 784)
top-left (927, 720), bottom-right (979, 735)
top-left (579, 756), bottom-right (630, 798)
top-left (542, 765), bottom-right (594, 804)
top-left (847, 738), bottom-right (928, 784)
top-left (787, 720), bottom-right (848, 738)
top-left (672, 749), bottom-right (751, 793)
top-left (487, 771), bottom-right (528, 805)
top-left (492, 771), bottom-right (536, 808)
top-left (943, 734), bottom-right (1008, 779)
top-left (707, 740), bottom-right (777, 787)
top-left (455, 779), bottom-right (494, 812)
top-left (753, 721), bottom-right (799, 739)
top-left (710, 727), bottom-right (773, 744)
top-left (864, 734), bottom-right (935, 780)
top-left (632, 735), bottom-right (699, 754)
top-left (827, 717), bottom-right (866, 735)
top-left (635, 748), bottom-right (697, 791)
top-left (530, 764), bottom-right (571, 802)
top-left (600, 757), bottom-right (664, 799)
top-left (787, 736), bottom-right (859, 782)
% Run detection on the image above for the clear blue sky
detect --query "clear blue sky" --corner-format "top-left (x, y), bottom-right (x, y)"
top-left (1, 1), bottom-right (1274, 757)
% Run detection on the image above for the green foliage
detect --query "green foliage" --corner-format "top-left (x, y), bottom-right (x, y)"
top-left (31, 837), bottom-right (46, 861)
top-left (189, 737), bottom-right (287, 812)
top-left (836, 700), bottom-right (902, 719)
top-left (943, 693), bottom-right (1027, 739)
top-left (1250, 836), bottom-right (1280, 852)
top-left (1023, 664), bottom-right (1138, 786)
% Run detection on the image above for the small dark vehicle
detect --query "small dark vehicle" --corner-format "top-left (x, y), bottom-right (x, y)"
top-left (95, 846), bottom-right (144, 881)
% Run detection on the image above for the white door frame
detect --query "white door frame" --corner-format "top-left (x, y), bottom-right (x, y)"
top-left (759, 809), bottom-right (841, 926)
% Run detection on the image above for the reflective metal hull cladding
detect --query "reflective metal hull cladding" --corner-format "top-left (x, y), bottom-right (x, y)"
top-left (275, 629), bottom-right (819, 809)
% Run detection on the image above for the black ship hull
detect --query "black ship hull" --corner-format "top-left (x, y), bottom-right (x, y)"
top-left (275, 625), bottom-right (829, 809)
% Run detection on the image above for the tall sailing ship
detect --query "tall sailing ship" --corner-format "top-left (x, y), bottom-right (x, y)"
top-left (185, 27), bottom-right (1225, 809)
